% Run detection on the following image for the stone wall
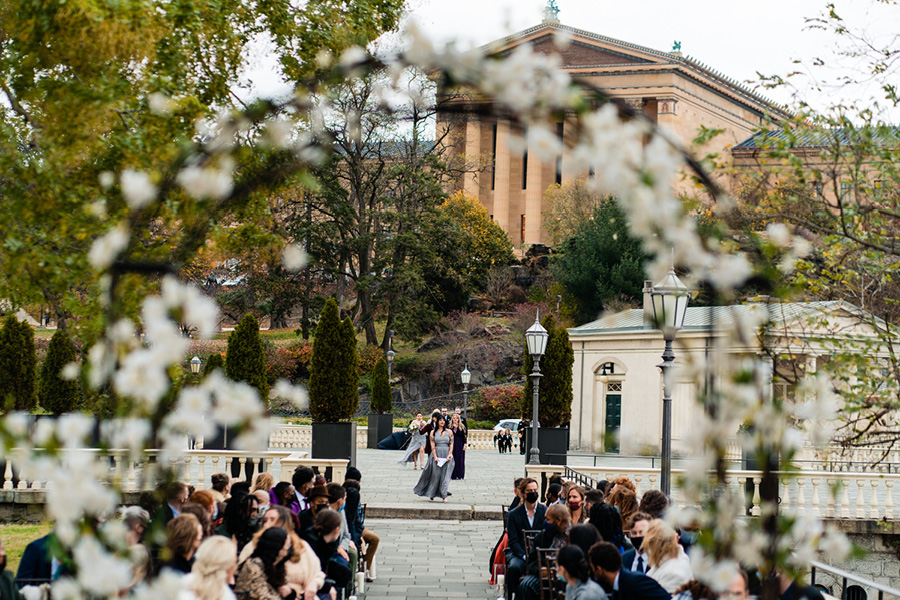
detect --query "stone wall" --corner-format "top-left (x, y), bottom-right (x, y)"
top-left (814, 520), bottom-right (900, 596)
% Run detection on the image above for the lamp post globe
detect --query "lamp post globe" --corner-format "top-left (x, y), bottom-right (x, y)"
top-left (460, 364), bottom-right (471, 420)
top-left (525, 313), bottom-right (549, 465)
top-left (386, 349), bottom-right (395, 380)
top-left (649, 267), bottom-right (689, 497)
top-left (190, 355), bottom-right (202, 375)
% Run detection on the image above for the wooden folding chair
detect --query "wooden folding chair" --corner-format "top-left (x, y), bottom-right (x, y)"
top-left (537, 548), bottom-right (560, 600)
top-left (502, 504), bottom-right (509, 530)
top-left (523, 530), bottom-right (541, 558)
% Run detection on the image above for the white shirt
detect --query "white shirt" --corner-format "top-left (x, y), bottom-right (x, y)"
top-left (526, 506), bottom-right (537, 527)
top-left (295, 490), bottom-right (309, 511)
top-left (631, 551), bottom-right (649, 573)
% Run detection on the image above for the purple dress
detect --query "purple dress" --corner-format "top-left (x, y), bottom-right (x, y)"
top-left (450, 425), bottom-right (467, 480)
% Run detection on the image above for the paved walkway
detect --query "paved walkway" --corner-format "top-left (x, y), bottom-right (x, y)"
top-left (360, 518), bottom-right (502, 600)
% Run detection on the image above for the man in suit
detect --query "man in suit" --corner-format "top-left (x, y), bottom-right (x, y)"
top-left (620, 512), bottom-right (652, 574)
top-left (505, 477), bottom-right (546, 600)
top-left (292, 466), bottom-right (315, 514)
top-left (517, 504), bottom-right (571, 600)
top-left (16, 533), bottom-right (53, 582)
top-left (589, 541), bottom-right (671, 600)
top-left (154, 481), bottom-right (189, 525)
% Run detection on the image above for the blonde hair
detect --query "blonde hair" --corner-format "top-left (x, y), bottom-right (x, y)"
top-left (252, 472), bottom-right (275, 493)
top-left (643, 519), bottom-right (680, 568)
top-left (188, 536), bottom-right (237, 600)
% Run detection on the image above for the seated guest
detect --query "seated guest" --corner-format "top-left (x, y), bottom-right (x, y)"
top-left (180, 503), bottom-right (212, 540)
top-left (588, 541), bottom-right (671, 600)
top-left (505, 477), bottom-right (546, 600)
top-left (16, 533), bottom-right (53, 582)
top-left (292, 467), bottom-right (316, 513)
top-left (509, 477), bottom-right (525, 511)
top-left (159, 481), bottom-right (190, 524)
top-left (607, 487), bottom-right (638, 535)
top-left (272, 482), bottom-right (296, 509)
top-left (162, 513), bottom-right (203, 574)
top-left (517, 504), bottom-right (572, 600)
top-left (644, 520), bottom-right (693, 594)
top-left (567, 485), bottom-right (588, 524)
top-left (639, 490), bottom-right (669, 519)
top-left (673, 579), bottom-right (717, 600)
top-left (546, 483), bottom-right (563, 506)
top-left (718, 569), bottom-right (750, 600)
top-left (621, 512), bottom-right (652, 574)
top-left (209, 473), bottom-right (230, 504)
top-left (180, 535), bottom-right (238, 600)
top-left (1, 539), bottom-right (26, 600)
top-left (235, 527), bottom-right (295, 600)
top-left (252, 473), bottom-right (275, 495)
top-left (189, 490), bottom-right (218, 531)
top-left (556, 544), bottom-right (607, 600)
top-left (588, 503), bottom-right (628, 552)
top-left (298, 485), bottom-right (331, 533)
top-left (344, 469), bottom-right (379, 583)
top-left (568, 524), bottom-right (601, 558)
top-left (301, 509), bottom-right (351, 592)
top-left (215, 492), bottom-right (259, 554)
top-left (122, 506), bottom-right (151, 587)
top-left (325, 483), bottom-right (357, 589)
top-left (583, 489), bottom-right (605, 516)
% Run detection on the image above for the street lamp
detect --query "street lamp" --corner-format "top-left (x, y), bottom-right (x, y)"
top-left (386, 349), bottom-right (395, 380)
top-left (190, 355), bottom-right (202, 375)
top-left (525, 313), bottom-right (549, 465)
top-left (649, 267), bottom-right (690, 496)
top-left (460, 364), bottom-right (471, 420)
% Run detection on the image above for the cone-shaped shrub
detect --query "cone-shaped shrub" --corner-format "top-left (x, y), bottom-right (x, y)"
top-left (203, 353), bottom-right (225, 378)
top-left (522, 314), bottom-right (574, 427)
top-left (0, 315), bottom-right (37, 412)
top-left (369, 357), bottom-right (391, 414)
top-left (39, 329), bottom-right (79, 415)
top-left (309, 298), bottom-right (359, 422)
top-left (226, 314), bottom-right (269, 402)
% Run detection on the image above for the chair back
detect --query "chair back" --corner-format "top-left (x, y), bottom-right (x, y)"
top-left (523, 529), bottom-right (541, 557)
top-left (501, 504), bottom-right (509, 530)
top-left (537, 547), bottom-right (560, 600)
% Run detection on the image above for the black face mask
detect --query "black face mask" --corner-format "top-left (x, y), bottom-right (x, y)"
top-left (525, 491), bottom-right (539, 504)
top-left (631, 536), bottom-right (644, 552)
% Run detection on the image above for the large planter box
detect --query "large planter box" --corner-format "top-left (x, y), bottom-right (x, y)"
top-left (312, 422), bottom-right (357, 467)
top-left (523, 426), bottom-right (569, 466)
top-left (367, 414), bottom-right (394, 449)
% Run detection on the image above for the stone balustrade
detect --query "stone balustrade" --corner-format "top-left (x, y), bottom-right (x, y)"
top-left (526, 464), bottom-right (900, 520)
top-left (268, 424), bottom-right (501, 450)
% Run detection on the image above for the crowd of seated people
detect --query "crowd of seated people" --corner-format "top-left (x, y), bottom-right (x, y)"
top-left (7, 465), bottom-right (379, 600)
top-left (496, 472), bottom-right (821, 600)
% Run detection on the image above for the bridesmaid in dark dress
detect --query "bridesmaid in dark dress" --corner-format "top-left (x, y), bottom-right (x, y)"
top-left (449, 413), bottom-right (467, 480)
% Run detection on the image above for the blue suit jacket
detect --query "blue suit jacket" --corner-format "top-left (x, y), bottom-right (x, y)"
top-left (16, 534), bottom-right (53, 581)
top-left (506, 503), bottom-right (546, 560)
top-left (615, 568), bottom-right (671, 600)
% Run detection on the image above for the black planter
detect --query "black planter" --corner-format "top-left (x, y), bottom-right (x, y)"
top-left (367, 414), bottom-right (394, 449)
top-left (522, 426), bottom-right (570, 466)
top-left (312, 422), bottom-right (357, 467)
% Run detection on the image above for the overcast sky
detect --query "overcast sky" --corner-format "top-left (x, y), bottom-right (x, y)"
top-left (246, 0), bottom-right (900, 120)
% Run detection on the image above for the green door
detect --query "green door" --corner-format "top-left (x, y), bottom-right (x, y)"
top-left (605, 393), bottom-right (622, 453)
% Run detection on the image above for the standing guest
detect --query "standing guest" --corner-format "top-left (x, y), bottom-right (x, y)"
top-left (567, 486), bottom-right (587, 524)
top-left (252, 490), bottom-right (271, 517)
top-left (215, 493), bottom-right (260, 554)
top-left (179, 536), bottom-right (238, 600)
top-left (252, 473), bottom-right (275, 496)
top-left (556, 544), bottom-right (608, 600)
top-left (210, 473), bottom-right (230, 504)
top-left (639, 490), bottom-right (669, 519)
top-left (588, 542), bottom-right (671, 600)
top-left (454, 406), bottom-right (468, 429)
top-left (235, 527), bottom-right (296, 600)
top-left (419, 410), bottom-right (441, 456)
top-left (292, 467), bottom-right (316, 514)
top-left (587, 503), bottom-right (628, 553)
top-left (272, 483), bottom-right (296, 509)
top-left (518, 420), bottom-right (527, 455)
top-left (505, 477), bottom-right (547, 598)
top-left (0, 540), bottom-right (25, 600)
top-left (449, 413), bottom-right (467, 480)
top-left (440, 407), bottom-right (449, 419)
top-left (608, 476), bottom-right (636, 496)
top-left (644, 520), bottom-right (693, 594)
top-left (162, 513), bottom-right (203, 574)
top-left (181, 503), bottom-right (212, 539)
top-left (301, 509), bottom-right (351, 593)
top-left (583, 489), bottom-right (605, 516)
top-left (621, 512), bottom-right (653, 574)
top-left (413, 414), bottom-right (454, 502)
top-left (398, 413), bottom-right (428, 469)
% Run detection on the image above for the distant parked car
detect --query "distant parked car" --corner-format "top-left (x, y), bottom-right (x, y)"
top-left (493, 419), bottom-right (520, 432)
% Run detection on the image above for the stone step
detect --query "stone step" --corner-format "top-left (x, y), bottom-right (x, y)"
top-left (365, 502), bottom-right (503, 521)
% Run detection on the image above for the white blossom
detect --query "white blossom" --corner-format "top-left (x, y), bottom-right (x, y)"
top-left (819, 531), bottom-right (852, 560)
top-left (766, 223), bottom-right (791, 246)
top-left (57, 414), bottom-right (94, 449)
top-left (271, 379), bottom-right (309, 410)
top-left (61, 362), bottom-right (80, 381)
top-left (51, 579), bottom-right (82, 600)
top-left (176, 160), bottom-right (233, 200)
top-left (120, 169), bottom-right (158, 209)
top-left (73, 535), bottom-right (133, 596)
top-left (148, 92), bottom-right (176, 115)
top-left (113, 349), bottom-right (170, 410)
top-left (526, 124), bottom-right (563, 162)
top-left (102, 418), bottom-right (151, 457)
top-left (98, 171), bottom-right (115, 190)
top-left (339, 46), bottom-right (368, 73)
top-left (88, 224), bottom-right (129, 270)
top-left (282, 244), bottom-right (308, 272)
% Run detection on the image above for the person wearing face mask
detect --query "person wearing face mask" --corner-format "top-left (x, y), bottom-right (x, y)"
top-left (557, 544), bottom-right (608, 600)
top-left (517, 504), bottom-right (572, 600)
top-left (235, 527), bottom-right (297, 600)
top-left (567, 486), bottom-right (587, 524)
top-left (325, 483), bottom-right (357, 595)
top-left (505, 478), bottom-right (546, 600)
top-left (0, 540), bottom-right (25, 600)
top-left (621, 512), bottom-right (652, 574)
top-left (298, 485), bottom-right (331, 533)
top-left (301, 509), bottom-right (351, 593)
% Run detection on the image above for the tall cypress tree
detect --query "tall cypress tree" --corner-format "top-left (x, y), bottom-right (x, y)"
top-left (225, 314), bottom-right (269, 402)
top-left (308, 298), bottom-right (345, 422)
top-left (39, 329), bottom-right (79, 415)
top-left (369, 357), bottom-right (391, 414)
top-left (203, 353), bottom-right (225, 378)
top-left (0, 316), bottom-right (38, 412)
top-left (522, 315), bottom-right (574, 427)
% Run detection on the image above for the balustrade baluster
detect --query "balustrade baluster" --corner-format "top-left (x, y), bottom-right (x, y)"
top-left (634, 475), bottom-right (642, 497)
top-left (826, 478), bottom-right (836, 518)
top-left (751, 478), bottom-right (762, 516)
top-left (648, 474), bottom-right (658, 490)
top-left (869, 480), bottom-right (880, 519)
top-left (184, 456), bottom-right (193, 489)
top-left (885, 481), bottom-right (895, 519)
top-left (128, 461), bottom-right (137, 491)
top-left (781, 478), bottom-right (791, 511)
top-left (796, 478), bottom-right (806, 512)
top-left (197, 456), bottom-right (207, 489)
top-left (212, 456), bottom-right (220, 474)
top-left (811, 478), bottom-right (821, 517)
top-left (855, 480), bottom-right (866, 518)
top-left (238, 457), bottom-right (247, 481)
top-left (840, 480), bottom-right (851, 518)
top-left (113, 454), bottom-right (123, 488)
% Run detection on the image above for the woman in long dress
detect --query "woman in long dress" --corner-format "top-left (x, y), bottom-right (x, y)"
top-left (398, 413), bottom-right (428, 469)
top-left (449, 413), bottom-right (467, 480)
top-left (413, 416), bottom-right (454, 502)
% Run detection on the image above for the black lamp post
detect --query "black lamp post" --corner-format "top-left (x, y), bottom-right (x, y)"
top-left (460, 364), bottom-right (471, 420)
top-left (649, 267), bottom-right (689, 496)
top-left (525, 313), bottom-right (549, 465)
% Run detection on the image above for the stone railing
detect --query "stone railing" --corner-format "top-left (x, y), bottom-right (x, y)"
top-left (0, 449), bottom-right (350, 493)
top-left (268, 424), bottom-right (500, 450)
top-left (527, 464), bottom-right (900, 520)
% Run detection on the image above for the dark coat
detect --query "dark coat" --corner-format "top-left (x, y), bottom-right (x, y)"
top-left (16, 534), bottom-right (53, 582)
top-left (0, 570), bottom-right (24, 600)
top-left (506, 503), bottom-right (547, 560)
top-left (613, 568), bottom-right (672, 600)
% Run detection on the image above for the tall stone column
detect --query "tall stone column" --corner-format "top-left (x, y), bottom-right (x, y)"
top-left (463, 115), bottom-right (481, 198)
top-left (493, 119), bottom-right (511, 236)
top-left (524, 136), bottom-right (543, 245)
